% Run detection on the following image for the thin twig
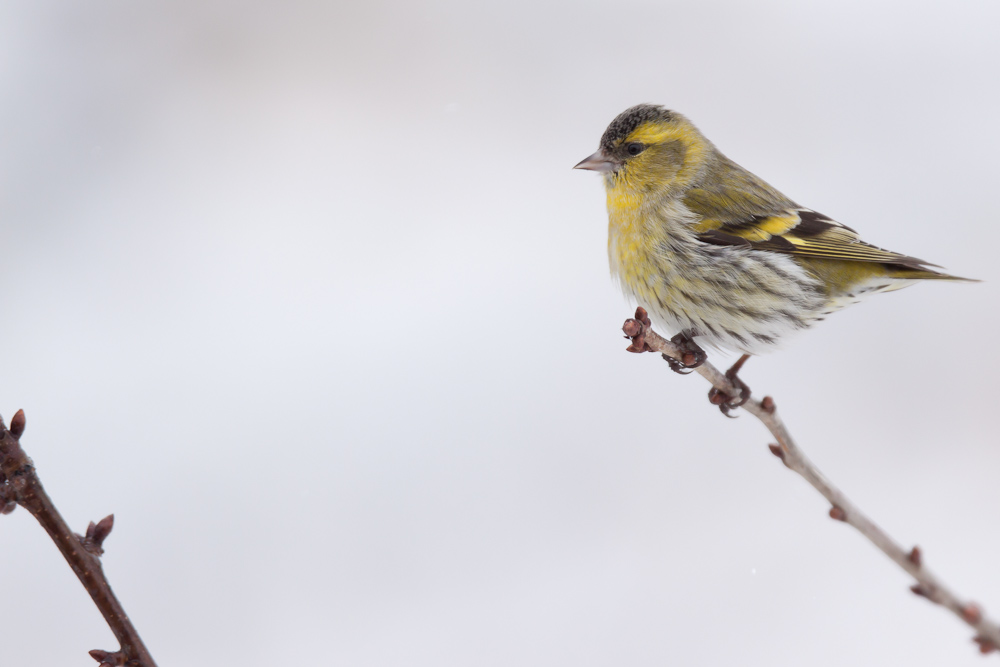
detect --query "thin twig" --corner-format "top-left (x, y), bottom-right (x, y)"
top-left (622, 307), bottom-right (1000, 656)
top-left (0, 410), bottom-right (157, 667)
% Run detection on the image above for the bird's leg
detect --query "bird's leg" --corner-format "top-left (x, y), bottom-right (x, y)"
top-left (708, 354), bottom-right (752, 417)
top-left (663, 330), bottom-right (708, 375)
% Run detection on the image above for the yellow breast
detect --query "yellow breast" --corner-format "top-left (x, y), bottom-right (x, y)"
top-left (608, 188), bottom-right (723, 327)
top-left (607, 191), bottom-right (673, 307)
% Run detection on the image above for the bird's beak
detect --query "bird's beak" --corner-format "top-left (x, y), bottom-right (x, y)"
top-left (573, 150), bottom-right (616, 173)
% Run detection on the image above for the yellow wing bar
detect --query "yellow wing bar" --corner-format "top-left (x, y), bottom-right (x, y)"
top-left (697, 208), bottom-right (937, 270)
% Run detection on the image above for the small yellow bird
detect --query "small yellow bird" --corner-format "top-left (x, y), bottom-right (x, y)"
top-left (576, 104), bottom-right (974, 413)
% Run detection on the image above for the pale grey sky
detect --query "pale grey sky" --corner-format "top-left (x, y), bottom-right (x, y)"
top-left (1, 1), bottom-right (998, 665)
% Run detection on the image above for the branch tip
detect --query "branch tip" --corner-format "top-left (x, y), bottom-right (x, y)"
top-left (622, 316), bottom-right (653, 353)
top-left (828, 506), bottom-right (847, 522)
top-left (622, 319), bottom-right (643, 338)
top-left (9, 409), bottom-right (25, 438)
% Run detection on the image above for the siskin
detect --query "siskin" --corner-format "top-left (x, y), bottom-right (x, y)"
top-left (575, 104), bottom-right (975, 411)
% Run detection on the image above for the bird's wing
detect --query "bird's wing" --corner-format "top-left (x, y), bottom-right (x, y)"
top-left (693, 207), bottom-right (939, 271)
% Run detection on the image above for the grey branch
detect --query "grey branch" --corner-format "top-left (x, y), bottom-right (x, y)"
top-left (622, 307), bottom-right (1000, 656)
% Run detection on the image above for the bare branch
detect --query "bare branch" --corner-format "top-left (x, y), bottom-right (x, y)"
top-left (0, 410), bottom-right (158, 666)
top-left (623, 307), bottom-right (1000, 656)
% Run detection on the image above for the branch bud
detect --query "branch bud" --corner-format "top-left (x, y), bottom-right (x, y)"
top-left (974, 637), bottom-right (997, 654)
top-left (9, 409), bottom-right (25, 438)
top-left (80, 515), bottom-right (115, 556)
top-left (962, 604), bottom-right (983, 624)
top-left (622, 319), bottom-right (643, 338)
top-left (89, 649), bottom-right (126, 666)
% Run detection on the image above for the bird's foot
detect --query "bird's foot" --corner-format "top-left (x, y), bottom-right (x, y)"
top-left (708, 354), bottom-right (752, 417)
top-left (663, 331), bottom-right (707, 375)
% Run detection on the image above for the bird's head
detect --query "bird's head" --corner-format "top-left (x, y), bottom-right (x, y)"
top-left (575, 104), bottom-right (712, 201)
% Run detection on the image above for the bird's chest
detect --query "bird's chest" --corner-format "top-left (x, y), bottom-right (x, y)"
top-left (606, 202), bottom-right (696, 307)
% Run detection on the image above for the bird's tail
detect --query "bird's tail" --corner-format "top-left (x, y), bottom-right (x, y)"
top-left (888, 266), bottom-right (980, 283)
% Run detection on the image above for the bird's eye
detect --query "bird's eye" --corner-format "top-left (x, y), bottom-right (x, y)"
top-left (626, 142), bottom-right (645, 156)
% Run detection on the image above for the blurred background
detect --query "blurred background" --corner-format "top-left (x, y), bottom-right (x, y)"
top-left (1, 1), bottom-right (998, 665)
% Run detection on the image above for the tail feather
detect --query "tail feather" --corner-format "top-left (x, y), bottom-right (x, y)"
top-left (888, 266), bottom-right (980, 282)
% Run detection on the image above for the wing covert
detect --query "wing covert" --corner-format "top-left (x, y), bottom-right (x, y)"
top-left (695, 207), bottom-right (938, 271)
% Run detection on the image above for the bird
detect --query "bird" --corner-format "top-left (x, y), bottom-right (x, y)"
top-left (575, 103), bottom-right (975, 414)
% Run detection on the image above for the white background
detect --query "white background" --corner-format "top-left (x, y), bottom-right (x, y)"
top-left (1, 1), bottom-right (998, 665)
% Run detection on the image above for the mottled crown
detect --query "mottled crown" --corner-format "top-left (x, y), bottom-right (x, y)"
top-left (599, 104), bottom-right (675, 151)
